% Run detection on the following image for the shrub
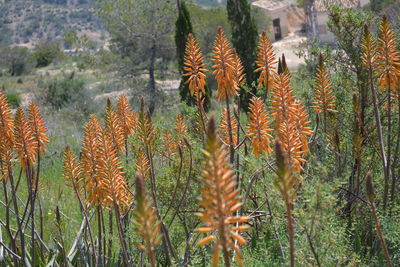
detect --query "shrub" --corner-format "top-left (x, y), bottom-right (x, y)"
top-left (32, 42), bottom-right (64, 67)
top-left (43, 72), bottom-right (93, 113)
top-left (5, 92), bottom-right (21, 108)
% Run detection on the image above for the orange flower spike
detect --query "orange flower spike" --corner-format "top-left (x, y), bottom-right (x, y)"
top-left (277, 118), bottom-right (305, 173)
top-left (219, 108), bottom-right (238, 146)
top-left (255, 32), bottom-right (277, 90)
top-left (175, 114), bottom-right (188, 136)
top-left (135, 149), bottom-right (150, 179)
top-left (291, 100), bottom-right (313, 153)
top-left (0, 91), bottom-right (15, 147)
top-left (105, 99), bottom-right (125, 152)
top-left (133, 174), bottom-right (161, 266)
top-left (117, 94), bottom-right (136, 140)
top-left (183, 33), bottom-right (208, 98)
top-left (96, 129), bottom-right (131, 209)
top-left (28, 102), bottom-right (49, 155)
top-left (0, 136), bottom-right (13, 181)
top-left (197, 117), bottom-right (248, 267)
top-left (270, 72), bottom-right (296, 125)
top-left (161, 130), bottom-right (177, 158)
top-left (63, 145), bottom-right (84, 188)
top-left (246, 97), bottom-right (273, 157)
top-left (312, 54), bottom-right (337, 114)
top-left (14, 108), bottom-right (37, 169)
top-left (376, 16), bottom-right (400, 91)
top-left (233, 50), bottom-right (246, 87)
top-left (0, 92), bottom-right (15, 180)
top-left (361, 26), bottom-right (377, 70)
top-left (212, 27), bottom-right (238, 101)
top-left (81, 115), bottom-right (102, 207)
top-left (137, 104), bottom-right (155, 150)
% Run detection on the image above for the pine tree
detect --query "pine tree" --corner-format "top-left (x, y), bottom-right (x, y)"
top-left (175, 0), bottom-right (211, 110)
top-left (227, 0), bottom-right (258, 110)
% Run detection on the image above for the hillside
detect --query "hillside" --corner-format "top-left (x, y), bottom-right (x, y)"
top-left (0, 0), bottom-right (104, 47)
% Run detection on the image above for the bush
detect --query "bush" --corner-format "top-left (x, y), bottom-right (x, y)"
top-left (43, 72), bottom-right (92, 112)
top-left (32, 42), bottom-right (64, 67)
top-left (5, 92), bottom-right (21, 108)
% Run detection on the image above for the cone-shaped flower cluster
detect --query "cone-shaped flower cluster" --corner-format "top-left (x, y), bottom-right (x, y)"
top-left (233, 50), bottom-right (246, 87)
top-left (78, 95), bottom-right (134, 209)
top-left (312, 54), bottom-right (337, 114)
top-left (255, 32), bottom-right (277, 90)
top-left (133, 174), bottom-right (161, 267)
top-left (28, 102), bottom-right (49, 156)
top-left (14, 108), bottom-right (37, 169)
top-left (82, 115), bottom-right (102, 207)
top-left (183, 33), bottom-right (208, 99)
top-left (0, 92), bottom-right (15, 180)
top-left (197, 118), bottom-right (248, 267)
top-left (246, 97), bottom-right (273, 157)
top-left (269, 72), bottom-right (312, 172)
top-left (212, 27), bottom-right (238, 101)
top-left (96, 128), bottom-right (131, 209)
top-left (135, 149), bottom-right (150, 179)
top-left (63, 145), bottom-right (83, 188)
top-left (375, 16), bottom-right (400, 91)
top-left (117, 94), bottom-right (138, 142)
top-left (105, 99), bottom-right (125, 152)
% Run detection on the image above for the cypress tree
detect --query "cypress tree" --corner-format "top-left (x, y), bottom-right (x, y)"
top-left (175, 0), bottom-right (193, 73)
top-left (175, 0), bottom-right (211, 110)
top-left (227, 0), bottom-right (258, 110)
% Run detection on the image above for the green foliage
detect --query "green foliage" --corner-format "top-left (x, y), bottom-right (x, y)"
top-left (0, 46), bottom-right (34, 76)
top-left (367, 0), bottom-right (396, 12)
top-left (189, 5), bottom-right (230, 54)
top-left (227, 0), bottom-right (258, 110)
top-left (227, 0), bottom-right (258, 83)
top-left (5, 92), bottom-right (21, 108)
top-left (63, 31), bottom-right (78, 49)
top-left (175, 1), bottom-right (194, 74)
top-left (32, 42), bottom-right (64, 67)
top-left (41, 72), bottom-right (92, 112)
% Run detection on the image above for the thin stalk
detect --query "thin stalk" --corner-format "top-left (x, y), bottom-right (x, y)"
top-left (2, 180), bottom-right (18, 266)
top-left (368, 200), bottom-right (393, 267)
top-left (225, 97), bottom-right (235, 164)
top-left (8, 167), bottom-right (27, 266)
top-left (71, 182), bottom-right (97, 266)
top-left (383, 74), bottom-right (392, 210)
top-left (145, 139), bottom-right (176, 263)
top-left (389, 87), bottom-right (400, 208)
top-left (97, 207), bottom-right (104, 267)
top-left (215, 173), bottom-right (230, 267)
top-left (162, 147), bottom-right (183, 220)
top-left (125, 140), bottom-right (129, 165)
top-left (107, 210), bottom-right (113, 262)
top-left (367, 66), bottom-right (388, 202)
top-left (114, 204), bottom-right (130, 266)
top-left (285, 198), bottom-right (295, 267)
top-left (197, 94), bottom-right (207, 139)
top-left (100, 208), bottom-right (106, 265)
top-left (38, 198), bottom-right (44, 261)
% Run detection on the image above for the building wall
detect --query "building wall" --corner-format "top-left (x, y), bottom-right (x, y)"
top-left (257, 5), bottom-right (304, 41)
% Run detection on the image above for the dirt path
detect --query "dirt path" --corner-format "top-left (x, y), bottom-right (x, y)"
top-left (272, 33), bottom-right (306, 70)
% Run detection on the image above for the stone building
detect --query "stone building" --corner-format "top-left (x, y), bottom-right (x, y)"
top-left (251, 0), bottom-right (370, 43)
